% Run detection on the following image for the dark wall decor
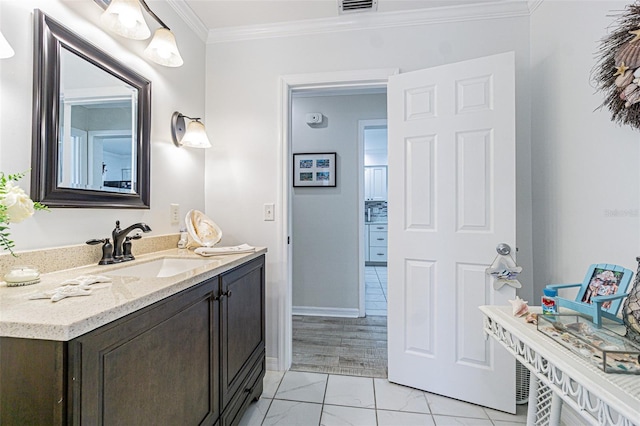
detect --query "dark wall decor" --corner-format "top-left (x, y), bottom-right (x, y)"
top-left (594, 2), bottom-right (640, 130)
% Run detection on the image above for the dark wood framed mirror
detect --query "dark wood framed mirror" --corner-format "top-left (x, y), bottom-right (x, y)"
top-left (31, 9), bottom-right (151, 208)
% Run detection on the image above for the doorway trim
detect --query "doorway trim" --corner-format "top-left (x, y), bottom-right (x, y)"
top-left (277, 68), bottom-right (398, 371)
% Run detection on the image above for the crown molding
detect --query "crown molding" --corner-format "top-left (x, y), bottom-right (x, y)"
top-left (166, 0), bottom-right (209, 43)
top-left (528, 0), bottom-right (544, 14)
top-left (207, 1), bottom-right (532, 44)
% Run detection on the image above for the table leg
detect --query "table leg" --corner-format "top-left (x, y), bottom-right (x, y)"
top-left (527, 375), bottom-right (539, 426)
top-left (549, 393), bottom-right (563, 426)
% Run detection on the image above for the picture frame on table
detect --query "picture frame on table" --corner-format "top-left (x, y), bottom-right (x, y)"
top-left (293, 152), bottom-right (337, 187)
top-left (579, 266), bottom-right (627, 312)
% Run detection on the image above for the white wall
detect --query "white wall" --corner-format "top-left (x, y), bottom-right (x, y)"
top-left (530, 1), bottom-right (640, 301)
top-left (291, 93), bottom-right (386, 312)
top-left (205, 13), bottom-right (532, 364)
top-left (0, 0), bottom-right (206, 250)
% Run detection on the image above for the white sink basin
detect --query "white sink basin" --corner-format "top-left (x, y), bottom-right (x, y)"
top-left (106, 257), bottom-right (214, 278)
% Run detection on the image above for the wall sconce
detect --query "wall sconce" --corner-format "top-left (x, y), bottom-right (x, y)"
top-left (0, 30), bottom-right (15, 59)
top-left (171, 111), bottom-right (212, 148)
top-left (97, 0), bottom-right (183, 67)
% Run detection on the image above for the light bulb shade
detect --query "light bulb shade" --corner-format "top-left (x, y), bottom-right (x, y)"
top-left (144, 28), bottom-right (183, 67)
top-left (180, 120), bottom-right (212, 148)
top-left (0, 31), bottom-right (14, 59)
top-left (100, 0), bottom-right (150, 40)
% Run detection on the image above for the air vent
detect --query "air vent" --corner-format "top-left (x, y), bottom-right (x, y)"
top-left (338, 0), bottom-right (378, 14)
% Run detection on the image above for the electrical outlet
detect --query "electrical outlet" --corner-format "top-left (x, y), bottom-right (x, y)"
top-left (264, 203), bottom-right (275, 221)
top-left (170, 203), bottom-right (180, 225)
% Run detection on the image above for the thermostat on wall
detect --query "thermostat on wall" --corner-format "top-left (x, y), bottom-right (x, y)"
top-left (305, 112), bottom-right (323, 124)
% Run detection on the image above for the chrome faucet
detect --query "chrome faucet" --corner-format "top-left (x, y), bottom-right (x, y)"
top-left (112, 220), bottom-right (152, 262)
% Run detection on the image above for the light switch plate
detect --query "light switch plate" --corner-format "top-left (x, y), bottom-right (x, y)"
top-left (170, 203), bottom-right (180, 224)
top-left (264, 203), bottom-right (275, 221)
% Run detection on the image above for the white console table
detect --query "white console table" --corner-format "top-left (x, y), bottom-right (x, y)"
top-left (480, 305), bottom-right (640, 426)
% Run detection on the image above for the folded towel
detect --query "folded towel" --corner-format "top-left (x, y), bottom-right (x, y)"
top-left (60, 275), bottom-right (112, 286)
top-left (194, 244), bottom-right (255, 257)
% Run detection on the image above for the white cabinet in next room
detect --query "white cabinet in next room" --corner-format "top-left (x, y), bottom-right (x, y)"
top-left (364, 166), bottom-right (387, 201)
top-left (368, 224), bottom-right (387, 264)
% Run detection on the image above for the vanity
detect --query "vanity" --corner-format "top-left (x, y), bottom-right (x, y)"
top-left (0, 249), bottom-right (266, 426)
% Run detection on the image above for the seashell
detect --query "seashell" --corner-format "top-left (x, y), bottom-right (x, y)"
top-left (634, 68), bottom-right (640, 78)
top-left (615, 41), bottom-right (640, 68)
top-left (616, 70), bottom-right (635, 87)
top-left (508, 296), bottom-right (529, 317)
top-left (621, 83), bottom-right (639, 100)
top-left (525, 313), bottom-right (538, 324)
top-left (625, 87), bottom-right (640, 107)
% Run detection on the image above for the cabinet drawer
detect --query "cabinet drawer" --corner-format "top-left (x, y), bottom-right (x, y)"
top-left (369, 247), bottom-right (388, 261)
top-left (370, 231), bottom-right (387, 246)
top-left (370, 224), bottom-right (387, 232)
top-left (221, 355), bottom-right (265, 426)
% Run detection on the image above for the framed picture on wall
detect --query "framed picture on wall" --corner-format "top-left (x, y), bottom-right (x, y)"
top-left (293, 152), bottom-right (337, 187)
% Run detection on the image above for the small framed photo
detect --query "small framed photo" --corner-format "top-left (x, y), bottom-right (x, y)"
top-left (293, 152), bottom-right (337, 187)
top-left (578, 266), bottom-right (628, 312)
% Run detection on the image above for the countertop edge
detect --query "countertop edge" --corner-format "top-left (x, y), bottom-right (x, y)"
top-left (0, 248), bottom-right (267, 341)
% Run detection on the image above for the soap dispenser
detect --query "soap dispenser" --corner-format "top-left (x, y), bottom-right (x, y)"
top-left (178, 228), bottom-right (188, 249)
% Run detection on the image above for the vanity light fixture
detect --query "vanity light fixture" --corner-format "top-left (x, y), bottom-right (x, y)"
top-left (144, 27), bottom-right (183, 67)
top-left (97, 0), bottom-right (183, 67)
top-left (0, 30), bottom-right (15, 59)
top-left (171, 111), bottom-right (212, 148)
top-left (100, 0), bottom-right (150, 40)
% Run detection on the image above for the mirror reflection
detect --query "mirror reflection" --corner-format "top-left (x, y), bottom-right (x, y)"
top-left (58, 48), bottom-right (137, 193)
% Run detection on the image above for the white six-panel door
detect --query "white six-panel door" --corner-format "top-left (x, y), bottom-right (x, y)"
top-left (387, 52), bottom-right (517, 413)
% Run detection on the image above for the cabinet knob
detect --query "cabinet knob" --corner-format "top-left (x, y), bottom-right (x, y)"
top-left (221, 290), bottom-right (232, 298)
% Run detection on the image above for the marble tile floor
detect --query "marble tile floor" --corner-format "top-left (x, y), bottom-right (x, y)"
top-left (366, 266), bottom-right (387, 317)
top-left (239, 370), bottom-right (527, 426)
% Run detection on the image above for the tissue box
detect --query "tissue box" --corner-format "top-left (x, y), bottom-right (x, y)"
top-left (537, 314), bottom-right (640, 374)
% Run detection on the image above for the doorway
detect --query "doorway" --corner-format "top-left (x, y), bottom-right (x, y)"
top-left (361, 120), bottom-right (388, 317)
top-left (288, 87), bottom-right (389, 378)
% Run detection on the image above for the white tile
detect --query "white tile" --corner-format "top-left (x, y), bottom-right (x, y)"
top-left (493, 421), bottom-right (526, 425)
top-left (238, 397), bottom-right (272, 426)
top-left (377, 409), bottom-right (435, 426)
top-left (263, 370), bottom-right (285, 398)
top-left (425, 393), bottom-right (488, 419)
top-left (275, 371), bottom-right (328, 403)
top-left (320, 405), bottom-right (377, 426)
top-left (262, 399), bottom-right (322, 426)
top-left (432, 415), bottom-right (492, 425)
top-left (374, 379), bottom-right (430, 413)
top-left (484, 404), bottom-right (527, 423)
top-left (324, 375), bottom-right (375, 408)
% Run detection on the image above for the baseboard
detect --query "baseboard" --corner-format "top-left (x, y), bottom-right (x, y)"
top-left (292, 306), bottom-right (360, 318)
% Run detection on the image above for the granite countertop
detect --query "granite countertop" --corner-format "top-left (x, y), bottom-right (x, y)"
top-left (0, 247), bottom-right (266, 341)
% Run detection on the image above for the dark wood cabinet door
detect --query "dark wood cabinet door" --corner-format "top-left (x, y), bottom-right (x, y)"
top-left (70, 278), bottom-right (219, 426)
top-left (219, 255), bottom-right (265, 409)
top-left (0, 338), bottom-right (67, 425)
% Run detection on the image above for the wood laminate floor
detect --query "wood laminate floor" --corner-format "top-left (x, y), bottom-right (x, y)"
top-left (291, 315), bottom-right (388, 378)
